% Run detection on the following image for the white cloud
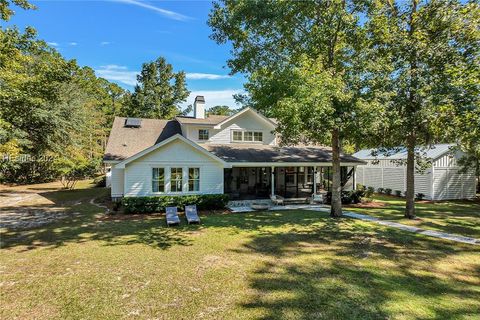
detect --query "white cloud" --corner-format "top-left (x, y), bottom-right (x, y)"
top-left (95, 65), bottom-right (139, 86)
top-left (186, 73), bottom-right (231, 80)
top-left (115, 0), bottom-right (191, 21)
top-left (68, 42), bottom-right (78, 46)
top-left (47, 42), bottom-right (58, 47)
top-left (100, 41), bottom-right (111, 46)
top-left (182, 89), bottom-right (244, 110)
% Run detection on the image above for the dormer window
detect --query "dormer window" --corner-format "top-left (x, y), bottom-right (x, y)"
top-left (198, 129), bottom-right (209, 141)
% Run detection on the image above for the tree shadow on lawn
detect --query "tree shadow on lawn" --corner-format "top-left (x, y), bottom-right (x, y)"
top-left (234, 218), bottom-right (480, 319)
top-left (1, 202), bottom-right (193, 251)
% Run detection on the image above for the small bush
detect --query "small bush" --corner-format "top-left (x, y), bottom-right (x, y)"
top-left (121, 194), bottom-right (229, 214)
top-left (394, 190), bottom-right (402, 197)
top-left (325, 190), bottom-right (364, 205)
top-left (365, 187), bottom-right (375, 198)
top-left (93, 175), bottom-right (106, 187)
top-left (384, 188), bottom-right (392, 195)
top-left (416, 193), bottom-right (425, 201)
top-left (377, 187), bottom-right (385, 194)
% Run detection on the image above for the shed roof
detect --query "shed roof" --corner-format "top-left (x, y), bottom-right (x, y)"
top-left (353, 144), bottom-right (455, 160)
top-left (203, 144), bottom-right (364, 164)
top-left (104, 117), bottom-right (181, 161)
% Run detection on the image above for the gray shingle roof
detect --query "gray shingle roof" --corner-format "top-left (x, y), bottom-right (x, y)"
top-left (104, 117), bottom-right (181, 161)
top-left (353, 143), bottom-right (456, 160)
top-left (203, 144), bottom-right (364, 163)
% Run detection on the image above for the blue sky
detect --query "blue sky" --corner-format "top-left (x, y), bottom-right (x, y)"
top-left (3, 0), bottom-right (245, 109)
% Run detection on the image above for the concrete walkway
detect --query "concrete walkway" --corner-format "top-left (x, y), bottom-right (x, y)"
top-left (228, 204), bottom-right (479, 245)
top-left (343, 212), bottom-right (479, 245)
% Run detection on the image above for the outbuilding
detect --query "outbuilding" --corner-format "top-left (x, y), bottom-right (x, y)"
top-left (353, 144), bottom-right (476, 200)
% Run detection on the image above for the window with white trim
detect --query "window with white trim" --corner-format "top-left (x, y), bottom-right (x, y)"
top-left (233, 130), bottom-right (243, 141)
top-left (170, 167), bottom-right (183, 192)
top-left (198, 129), bottom-right (209, 141)
top-left (188, 168), bottom-right (200, 191)
top-left (232, 130), bottom-right (263, 142)
top-left (152, 168), bottom-right (165, 192)
top-left (253, 132), bottom-right (263, 142)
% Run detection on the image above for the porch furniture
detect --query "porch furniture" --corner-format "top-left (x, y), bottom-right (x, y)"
top-left (166, 207), bottom-right (180, 226)
top-left (185, 205), bottom-right (201, 224)
top-left (312, 193), bottom-right (325, 204)
top-left (270, 194), bottom-right (285, 206)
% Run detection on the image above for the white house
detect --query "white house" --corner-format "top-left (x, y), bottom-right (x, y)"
top-left (353, 144), bottom-right (476, 200)
top-left (104, 96), bottom-right (364, 201)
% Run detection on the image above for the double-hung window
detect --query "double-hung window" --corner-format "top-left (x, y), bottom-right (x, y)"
top-left (188, 168), bottom-right (200, 192)
top-left (253, 132), bottom-right (263, 142)
top-left (170, 167), bottom-right (183, 192)
top-left (198, 129), bottom-right (209, 141)
top-left (232, 131), bottom-right (243, 142)
top-left (152, 168), bottom-right (165, 193)
top-left (232, 130), bottom-right (263, 143)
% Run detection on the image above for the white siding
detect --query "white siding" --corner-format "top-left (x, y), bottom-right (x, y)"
top-left (184, 111), bottom-right (276, 145)
top-left (111, 167), bottom-right (125, 198)
top-left (123, 139), bottom-right (224, 197)
top-left (433, 168), bottom-right (476, 200)
top-left (356, 165), bottom-right (433, 199)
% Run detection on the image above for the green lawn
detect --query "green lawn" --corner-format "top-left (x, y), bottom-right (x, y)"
top-left (1, 185), bottom-right (479, 319)
top-left (347, 195), bottom-right (480, 238)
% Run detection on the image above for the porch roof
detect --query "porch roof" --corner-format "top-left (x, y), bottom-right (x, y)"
top-left (203, 144), bottom-right (364, 164)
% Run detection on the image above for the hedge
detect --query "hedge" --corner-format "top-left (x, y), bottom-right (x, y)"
top-left (121, 194), bottom-right (230, 214)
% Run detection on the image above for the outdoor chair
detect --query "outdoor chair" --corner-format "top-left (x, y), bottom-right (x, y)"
top-left (165, 206), bottom-right (180, 226)
top-left (270, 194), bottom-right (285, 206)
top-left (185, 205), bottom-right (201, 224)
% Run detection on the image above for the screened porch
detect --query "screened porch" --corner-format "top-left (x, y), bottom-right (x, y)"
top-left (224, 166), bottom-right (355, 200)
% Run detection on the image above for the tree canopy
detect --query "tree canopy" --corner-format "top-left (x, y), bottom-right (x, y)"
top-left (365, 0), bottom-right (480, 217)
top-left (123, 57), bottom-right (190, 119)
top-left (207, 105), bottom-right (236, 116)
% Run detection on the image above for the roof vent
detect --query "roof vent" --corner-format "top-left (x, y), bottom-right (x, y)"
top-left (124, 118), bottom-right (141, 128)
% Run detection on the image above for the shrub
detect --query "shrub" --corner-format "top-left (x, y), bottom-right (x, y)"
top-left (121, 194), bottom-right (229, 214)
top-left (394, 190), bottom-right (402, 197)
top-left (325, 190), bottom-right (364, 205)
top-left (377, 187), bottom-right (385, 194)
top-left (384, 188), bottom-right (392, 195)
top-left (365, 187), bottom-right (375, 198)
top-left (416, 193), bottom-right (425, 201)
top-left (93, 175), bottom-right (106, 187)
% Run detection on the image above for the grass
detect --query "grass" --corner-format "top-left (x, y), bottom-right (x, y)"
top-left (1, 184), bottom-right (479, 319)
top-left (347, 194), bottom-right (480, 237)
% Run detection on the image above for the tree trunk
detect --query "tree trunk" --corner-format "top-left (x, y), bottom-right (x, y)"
top-left (331, 128), bottom-right (342, 217)
top-left (405, 133), bottom-right (416, 219)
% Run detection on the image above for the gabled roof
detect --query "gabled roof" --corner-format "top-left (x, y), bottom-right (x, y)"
top-left (115, 134), bottom-right (229, 168)
top-left (203, 144), bottom-right (364, 164)
top-left (213, 107), bottom-right (277, 129)
top-left (353, 143), bottom-right (456, 160)
top-left (104, 117), bottom-right (181, 161)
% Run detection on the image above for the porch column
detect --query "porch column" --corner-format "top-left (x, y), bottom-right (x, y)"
top-left (313, 166), bottom-right (317, 194)
top-left (271, 166), bottom-right (275, 196)
top-left (353, 166), bottom-right (356, 190)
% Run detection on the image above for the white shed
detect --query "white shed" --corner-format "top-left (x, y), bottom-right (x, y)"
top-left (353, 144), bottom-right (476, 200)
